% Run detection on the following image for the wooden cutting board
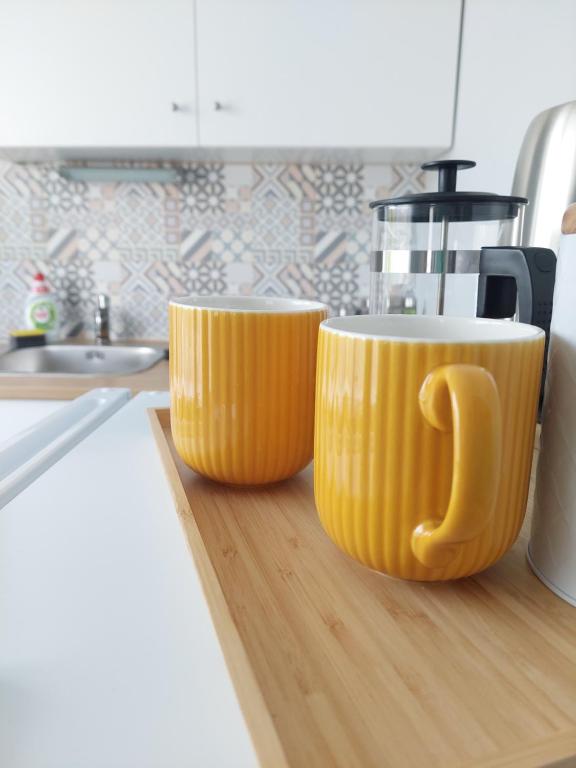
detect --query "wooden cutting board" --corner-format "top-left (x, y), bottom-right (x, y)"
top-left (149, 408), bottom-right (576, 768)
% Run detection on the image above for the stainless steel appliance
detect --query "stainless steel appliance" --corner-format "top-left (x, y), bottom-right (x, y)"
top-left (512, 100), bottom-right (576, 255)
top-left (369, 159), bottom-right (556, 335)
top-left (529, 214), bottom-right (576, 606)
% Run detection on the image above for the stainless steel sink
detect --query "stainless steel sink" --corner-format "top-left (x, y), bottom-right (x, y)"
top-left (0, 344), bottom-right (166, 376)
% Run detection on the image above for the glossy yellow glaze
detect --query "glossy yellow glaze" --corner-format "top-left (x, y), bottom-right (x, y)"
top-left (314, 325), bottom-right (544, 580)
top-left (170, 302), bottom-right (327, 485)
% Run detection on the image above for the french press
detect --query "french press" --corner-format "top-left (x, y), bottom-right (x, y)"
top-left (369, 160), bottom-right (556, 334)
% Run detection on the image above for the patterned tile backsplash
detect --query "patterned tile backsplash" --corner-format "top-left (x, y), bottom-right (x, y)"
top-left (0, 160), bottom-right (428, 339)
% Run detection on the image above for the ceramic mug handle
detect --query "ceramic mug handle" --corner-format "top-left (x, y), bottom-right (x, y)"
top-left (412, 364), bottom-right (502, 569)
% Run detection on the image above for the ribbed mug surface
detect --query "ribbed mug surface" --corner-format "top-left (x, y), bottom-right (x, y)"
top-left (314, 315), bottom-right (544, 581)
top-left (170, 296), bottom-right (327, 485)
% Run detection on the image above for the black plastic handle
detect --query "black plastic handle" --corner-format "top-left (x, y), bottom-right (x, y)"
top-left (477, 246), bottom-right (556, 415)
top-left (477, 247), bottom-right (556, 332)
top-left (421, 159), bottom-right (476, 192)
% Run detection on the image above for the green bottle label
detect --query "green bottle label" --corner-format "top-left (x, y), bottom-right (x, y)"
top-left (29, 300), bottom-right (57, 331)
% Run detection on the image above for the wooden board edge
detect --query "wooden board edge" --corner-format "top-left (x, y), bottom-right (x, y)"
top-left (474, 729), bottom-right (576, 767)
top-left (148, 411), bottom-right (572, 768)
top-left (147, 408), bottom-right (289, 768)
top-left (0, 385), bottom-right (87, 400)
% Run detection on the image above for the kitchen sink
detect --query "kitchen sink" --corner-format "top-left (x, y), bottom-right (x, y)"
top-left (0, 344), bottom-right (166, 376)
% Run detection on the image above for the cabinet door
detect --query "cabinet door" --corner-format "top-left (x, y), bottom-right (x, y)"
top-left (0, 0), bottom-right (197, 148)
top-left (196, 0), bottom-right (461, 154)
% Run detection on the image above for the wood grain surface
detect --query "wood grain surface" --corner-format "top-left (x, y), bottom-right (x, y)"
top-left (150, 408), bottom-right (576, 768)
top-left (562, 203), bottom-right (576, 235)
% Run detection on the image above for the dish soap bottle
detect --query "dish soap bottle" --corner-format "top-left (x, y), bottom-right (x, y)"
top-left (24, 272), bottom-right (60, 341)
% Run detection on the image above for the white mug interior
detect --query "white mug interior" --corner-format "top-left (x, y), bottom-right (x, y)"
top-left (170, 296), bottom-right (328, 313)
top-left (321, 314), bottom-right (544, 344)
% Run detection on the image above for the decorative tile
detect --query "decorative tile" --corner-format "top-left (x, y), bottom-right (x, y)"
top-left (116, 178), bottom-right (178, 201)
top-left (119, 247), bottom-right (183, 296)
top-left (252, 251), bottom-right (314, 297)
top-left (180, 226), bottom-right (227, 294)
top-left (224, 164), bottom-right (253, 189)
top-left (182, 256), bottom-right (227, 295)
top-left (0, 258), bottom-right (29, 331)
top-left (252, 248), bottom-right (312, 265)
top-left (314, 231), bottom-right (348, 267)
top-left (0, 161), bottom-right (44, 199)
top-left (251, 258), bottom-right (288, 296)
top-left (180, 228), bottom-right (212, 265)
top-left (278, 164), bottom-right (317, 201)
top-left (0, 293), bottom-right (25, 330)
top-left (252, 165), bottom-right (300, 250)
top-left (211, 225), bottom-right (253, 264)
top-left (252, 192), bottom-right (299, 250)
top-left (1, 230), bottom-right (94, 328)
top-left (92, 258), bottom-right (124, 294)
top-left (345, 228), bottom-right (371, 266)
top-left (30, 197), bottom-right (50, 243)
top-left (253, 163), bottom-right (316, 202)
top-left (56, 256), bottom-right (95, 311)
top-left (0, 247), bottom-right (48, 332)
top-left (78, 223), bottom-right (121, 261)
top-left (180, 163), bottom-right (226, 218)
top-left (225, 261), bottom-right (253, 295)
top-left (313, 164), bottom-right (364, 223)
top-left (0, 159), bottom-right (427, 338)
top-left (0, 244), bottom-right (45, 264)
top-left (357, 262), bottom-right (370, 298)
top-left (114, 186), bottom-right (167, 248)
top-left (45, 229), bottom-right (95, 325)
top-left (313, 231), bottom-right (361, 312)
top-left (346, 228), bottom-right (371, 298)
top-left (364, 162), bottom-right (429, 201)
top-left (84, 182), bottom-right (118, 214)
top-left (252, 164), bottom-right (285, 195)
top-left (117, 288), bottom-right (168, 339)
top-left (163, 194), bottom-right (181, 245)
top-left (276, 262), bottom-right (316, 298)
top-left (224, 165), bottom-right (253, 215)
top-left (299, 203), bottom-right (316, 248)
top-left (315, 258), bottom-right (359, 311)
top-left (39, 168), bottom-right (91, 230)
top-left (0, 195), bottom-right (32, 246)
top-left (388, 163), bottom-right (429, 195)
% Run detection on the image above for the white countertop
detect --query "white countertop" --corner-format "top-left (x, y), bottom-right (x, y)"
top-left (0, 392), bottom-right (257, 768)
top-left (0, 400), bottom-right (66, 443)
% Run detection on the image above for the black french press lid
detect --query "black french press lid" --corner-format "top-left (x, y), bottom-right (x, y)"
top-left (369, 160), bottom-right (528, 223)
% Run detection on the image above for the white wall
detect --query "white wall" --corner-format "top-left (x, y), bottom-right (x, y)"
top-left (447, 0), bottom-right (576, 194)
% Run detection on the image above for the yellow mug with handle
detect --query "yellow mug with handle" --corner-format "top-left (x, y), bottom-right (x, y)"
top-left (314, 315), bottom-right (545, 581)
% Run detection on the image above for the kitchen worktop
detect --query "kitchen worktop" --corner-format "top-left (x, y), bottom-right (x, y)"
top-left (3, 387), bottom-right (572, 767)
top-left (153, 420), bottom-right (576, 768)
top-left (0, 392), bottom-right (256, 768)
top-left (0, 341), bottom-right (169, 399)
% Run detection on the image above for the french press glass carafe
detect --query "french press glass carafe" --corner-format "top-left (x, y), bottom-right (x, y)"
top-left (369, 160), bottom-right (556, 333)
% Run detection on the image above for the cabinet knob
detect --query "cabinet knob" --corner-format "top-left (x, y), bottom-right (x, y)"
top-left (171, 102), bottom-right (183, 112)
top-left (213, 101), bottom-right (223, 111)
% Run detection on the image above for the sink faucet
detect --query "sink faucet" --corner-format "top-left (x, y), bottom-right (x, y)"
top-left (94, 294), bottom-right (111, 344)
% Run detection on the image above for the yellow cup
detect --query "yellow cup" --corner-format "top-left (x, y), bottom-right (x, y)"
top-left (314, 315), bottom-right (545, 581)
top-left (170, 296), bottom-right (328, 485)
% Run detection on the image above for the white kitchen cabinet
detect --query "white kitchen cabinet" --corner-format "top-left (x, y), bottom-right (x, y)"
top-left (0, 0), bottom-right (461, 160)
top-left (196, 0), bottom-right (462, 158)
top-left (0, 0), bottom-right (197, 154)
top-left (447, 0), bottom-right (576, 194)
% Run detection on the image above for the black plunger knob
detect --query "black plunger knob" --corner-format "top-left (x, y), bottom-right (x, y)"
top-left (421, 159), bottom-right (476, 193)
